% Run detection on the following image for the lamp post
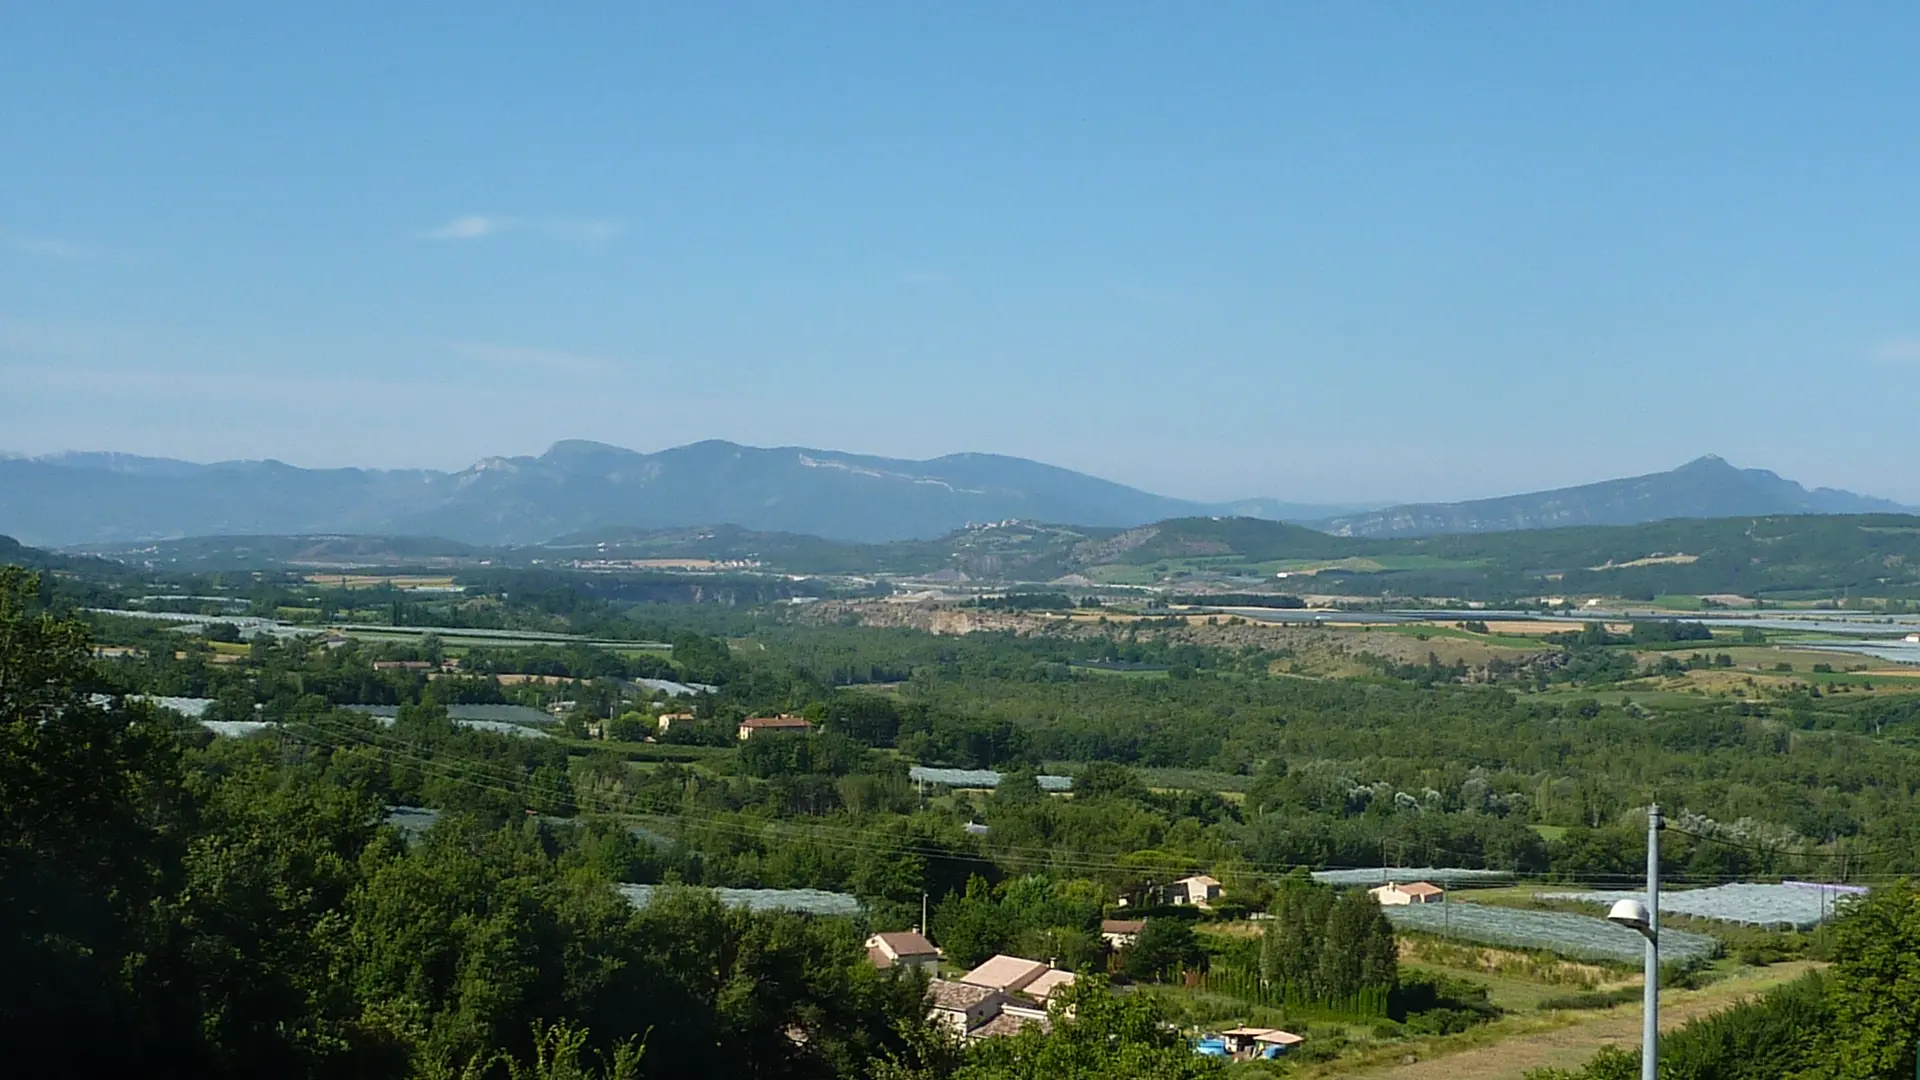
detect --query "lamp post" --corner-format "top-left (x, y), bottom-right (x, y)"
top-left (1607, 804), bottom-right (1662, 1080)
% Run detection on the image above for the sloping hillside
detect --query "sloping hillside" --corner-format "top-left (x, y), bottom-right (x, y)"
top-left (1317, 456), bottom-right (1908, 538)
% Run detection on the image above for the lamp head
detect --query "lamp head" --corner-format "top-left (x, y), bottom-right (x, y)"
top-left (1607, 898), bottom-right (1653, 938)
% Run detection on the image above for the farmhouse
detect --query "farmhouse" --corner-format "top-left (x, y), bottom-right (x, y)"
top-left (865, 931), bottom-right (940, 974)
top-left (959, 955), bottom-right (1076, 1002)
top-left (924, 978), bottom-right (1056, 1042)
top-left (1100, 919), bottom-right (1144, 949)
top-left (657, 712), bottom-right (694, 732)
top-left (1369, 881), bottom-right (1445, 906)
top-left (737, 714), bottom-right (814, 740)
top-left (1171, 874), bottom-right (1222, 907)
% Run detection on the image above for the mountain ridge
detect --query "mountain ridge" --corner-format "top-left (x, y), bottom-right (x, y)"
top-left (1313, 455), bottom-right (1909, 538)
top-left (2, 440), bottom-right (1227, 547)
top-left (1, 441), bottom-right (1906, 548)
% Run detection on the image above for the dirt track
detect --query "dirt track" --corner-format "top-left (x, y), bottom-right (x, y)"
top-left (1324, 962), bottom-right (1818, 1080)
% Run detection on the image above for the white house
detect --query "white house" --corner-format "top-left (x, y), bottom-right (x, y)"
top-left (1171, 874), bottom-right (1222, 906)
top-left (865, 931), bottom-right (940, 975)
top-left (1369, 881), bottom-right (1445, 906)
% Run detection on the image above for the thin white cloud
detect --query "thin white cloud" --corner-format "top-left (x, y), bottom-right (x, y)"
top-left (419, 215), bottom-right (504, 240)
top-left (1870, 337), bottom-right (1920, 365)
top-left (5, 234), bottom-right (137, 263)
top-left (446, 340), bottom-right (615, 375)
top-left (414, 215), bottom-right (620, 244)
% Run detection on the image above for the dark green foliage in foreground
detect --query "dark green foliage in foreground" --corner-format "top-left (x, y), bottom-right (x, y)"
top-left (1803, 882), bottom-right (1920, 1079)
top-left (0, 568), bottom-right (939, 1080)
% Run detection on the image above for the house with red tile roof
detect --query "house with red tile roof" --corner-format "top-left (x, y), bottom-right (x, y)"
top-left (736, 714), bottom-right (813, 740)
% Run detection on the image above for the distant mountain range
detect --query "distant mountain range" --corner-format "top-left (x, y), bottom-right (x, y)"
top-left (1316, 456), bottom-right (1910, 538)
top-left (0, 440), bottom-right (1366, 547)
top-left (0, 442), bottom-right (1906, 548)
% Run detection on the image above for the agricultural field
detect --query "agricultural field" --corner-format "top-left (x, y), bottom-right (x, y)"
top-left (1382, 902), bottom-right (1719, 964)
top-left (332, 624), bottom-right (671, 650)
top-left (1311, 868), bottom-right (1518, 888)
top-left (1537, 883), bottom-right (1860, 930)
top-left (1265, 554), bottom-right (1487, 575)
top-left (301, 574), bottom-right (460, 591)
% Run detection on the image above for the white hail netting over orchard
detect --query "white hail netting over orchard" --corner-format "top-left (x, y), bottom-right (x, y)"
top-left (1310, 867), bottom-right (1515, 887)
top-left (1383, 902), bottom-right (1718, 963)
top-left (907, 766), bottom-right (1074, 791)
top-left (1537, 883), bottom-right (1863, 930)
top-left (617, 883), bottom-right (864, 917)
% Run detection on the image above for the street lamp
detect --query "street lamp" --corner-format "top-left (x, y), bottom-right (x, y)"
top-left (1606, 805), bottom-right (1662, 1080)
top-left (1606, 898), bottom-right (1651, 935)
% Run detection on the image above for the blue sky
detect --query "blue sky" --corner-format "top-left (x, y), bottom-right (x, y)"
top-left (4, 4), bottom-right (1917, 504)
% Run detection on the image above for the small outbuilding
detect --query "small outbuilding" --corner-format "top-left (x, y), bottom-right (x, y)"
top-left (1218, 1027), bottom-right (1305, 1059)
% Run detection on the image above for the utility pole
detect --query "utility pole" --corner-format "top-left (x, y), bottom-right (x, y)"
top-left (1606, 803), bottom-right (1661, 1080)
top-left (1643, 804), bottom-right (1660, 1080)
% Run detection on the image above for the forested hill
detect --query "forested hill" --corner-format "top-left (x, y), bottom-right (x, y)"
top-left (0, 534), bottom-right (126, 577)
top-left (554, 513), bottom-right (1920, 601)
top-left (103, 513), bottom-right (1920, 604)
top-left (1070, 514), bottom-right (1920, 600)
top-left (1315, 455), bottom-right (1909, 538)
